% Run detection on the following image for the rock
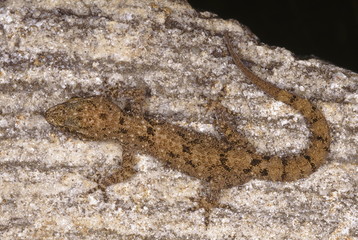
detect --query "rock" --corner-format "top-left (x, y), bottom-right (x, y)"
top-left (0, 0), bottom-right (356, 239)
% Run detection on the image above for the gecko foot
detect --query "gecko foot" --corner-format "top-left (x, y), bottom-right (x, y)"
top-left (188, 195), bottom-right (236, 227)
top-left (207, 98), bottom-right (255, 152)
top-left (187, 187), bottom-right (235, 227)
top-left (188, 196), bottom-right (218, 227)
top-left (80, 173), bottom-right (111, 202)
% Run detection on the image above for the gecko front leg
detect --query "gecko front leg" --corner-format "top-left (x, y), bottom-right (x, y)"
top-left (188, 184), bottom-right (239, 227)
top-left (98, 149), bottom-right (139, 189)
top-left (85, 146), bottom-right (140, 201)
top-left (120, 86), bottom-right (151, 115)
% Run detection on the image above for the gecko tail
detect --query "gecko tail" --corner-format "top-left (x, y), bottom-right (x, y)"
top-left (223, 32), bottom-right (331, 181)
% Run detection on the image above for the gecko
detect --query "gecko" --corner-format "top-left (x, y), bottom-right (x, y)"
top-left (45, 32), bottom-right (331, 225)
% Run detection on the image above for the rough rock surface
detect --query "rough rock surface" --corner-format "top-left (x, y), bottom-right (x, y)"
top-left (0, 0), bottom-right (357, 239)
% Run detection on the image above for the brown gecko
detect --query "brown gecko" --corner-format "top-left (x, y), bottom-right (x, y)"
top-left (45, 32), bottom-right (330, 225)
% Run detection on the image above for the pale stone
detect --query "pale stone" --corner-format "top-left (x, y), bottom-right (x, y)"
top-left (0, 0), bottom-right (357, 239)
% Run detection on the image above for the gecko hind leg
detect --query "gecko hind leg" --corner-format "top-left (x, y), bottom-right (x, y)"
top-left (208, 99), bottom-right (255, 152)
top-left (188, 185), bottom-right (236, 227)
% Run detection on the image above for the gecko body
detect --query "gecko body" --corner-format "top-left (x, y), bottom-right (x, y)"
top-left (45, 33), bottom-right (330, 224)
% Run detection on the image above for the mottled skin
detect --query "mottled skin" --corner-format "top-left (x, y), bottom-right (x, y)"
top-left (45, 33), bottom-right (330, 225)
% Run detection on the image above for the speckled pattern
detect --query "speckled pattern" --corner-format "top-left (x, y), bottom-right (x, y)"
top-left (0, 0), bottom-right (357, 239)
top-left (45, 33), bottom-right (331, 226)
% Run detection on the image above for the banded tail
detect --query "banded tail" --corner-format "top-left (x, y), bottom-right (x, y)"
top-left (224, 32), bottom-right (330, 181)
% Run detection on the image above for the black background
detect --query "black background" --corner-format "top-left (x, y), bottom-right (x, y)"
top-left (188, 1), bottom-right (358, 72)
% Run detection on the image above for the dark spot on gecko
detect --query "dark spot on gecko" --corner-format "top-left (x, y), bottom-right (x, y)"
top-left (177, 131), bottom-right (186, 138)
top-left (289, 95), bottom-right (297, 103)
top-left (245, 149), bottom-right (254, 154)
top-left (263, 156), bottom-right (271, 161)
top-left (117, 128), bottom-right (128, 134)
top-left (310, 118), bottom-right (319, 124)
top-left (304, 155), bottom-right (311, 161)
top-left (167, 151), bottom-right (179, 158)
top-left (281, 157), bottom-right (289, 166)
top-left (316, 136), bottom-right (324, 141)
top-left (137, 135), bottom-right (149, 142)
top-left (223, 146), bottom-right (233, 153)
top-left (185, 159), bottom-right (196, 168)
top-left (123, 104), bottom-right (132, 113)
top-left (143, 112), bottom-right (162, 125)
top-left (88, 101), bottom-right (97, 108)
top-left (164, 159), bottom-right (172, 167)
top-left (243, 168), bottom-right (251, 173)
top-left (146, 126), bottom-right (155, 136)
top-left (309, 162), bottom-right (317, 171)
top-left (182, 145), bottom-right (191, 154)
top-left (226, 132), bottom-right (234, 138)
top-left (206, 165), bottom-right (216, 171)
top-left (119, 117), bottom-right (125, 125)
top-left (250, 158), bottom-right (261, 166)
top-left (99, 113), bottom-right (108, 120)
top-left (205, 176), bottom-right (213, 183)
top-left (142, 113), bottom-right (151, 121)
top-left (260, 169), bottom-right (269, 176)
top-left (225, 182), bottom-right (234, 188)
top-left (147, 139), bottom-right (155, 146)
top-left (188, 138), bottom-right (201, 145)
top-left (219, 156), bottom-right (231, 171)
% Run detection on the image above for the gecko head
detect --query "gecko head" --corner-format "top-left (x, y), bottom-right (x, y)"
top-left (45, 97), bottom-right (123, 139)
